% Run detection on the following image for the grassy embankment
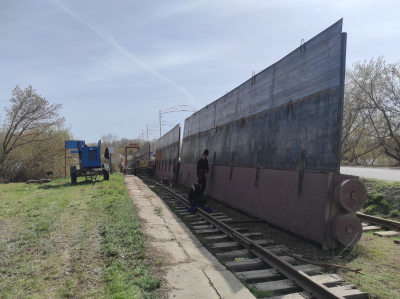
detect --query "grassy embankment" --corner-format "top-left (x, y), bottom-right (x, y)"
top-left (0, 175), bottom-right (161, 299)
top-left (339, 233), bottom-right (400, 298)
top-left (337, 178), bottom-right (400, 298)
top-left (360, 178), bottom-right (400, 220)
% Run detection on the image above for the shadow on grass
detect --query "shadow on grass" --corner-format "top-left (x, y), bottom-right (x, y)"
top-left (38, 179), bottom-right (106, 189)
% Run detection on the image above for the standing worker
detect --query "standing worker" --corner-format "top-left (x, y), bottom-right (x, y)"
top-left (197, 149), bottom-right (209, 194)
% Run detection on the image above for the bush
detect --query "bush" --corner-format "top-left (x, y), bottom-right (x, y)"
top-left (361, 179), bottom-right (400, 220)
top-left (380, 200), bottom-right (391, 214)
top-left (388, 209), bottom-right (399, 218)
top-left (364, 205), bottom-right (379, 215)
top-left (371, 193), bottom-right (385, 203)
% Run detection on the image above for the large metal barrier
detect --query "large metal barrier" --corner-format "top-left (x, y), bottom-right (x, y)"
top-left (155, 124), bottom-right (180, 182)
top-left (179, 19), bottom-right (366, 248)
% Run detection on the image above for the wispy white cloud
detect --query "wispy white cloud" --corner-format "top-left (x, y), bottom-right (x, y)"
top-left (51, 0), bottom-right (196, 103)
top-left (95, 39), bottom-right (230, 74)
top-left (107, 37), bottom-right (195, 102)
top-left (89, 56), bottom-right (150, 88)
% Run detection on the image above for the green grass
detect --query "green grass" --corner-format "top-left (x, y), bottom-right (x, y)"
top-left (338, 233), bottom-right (400, 299)
top-left (153, 206), bottom-right (163, 217)
top-left (0, 175), bottom-right (160, 299)
top-left (330, 178), bottom-right (400, 298)
top-left (360, 178), bottom-right (400, 220)
top-left (242, 282), bottom-right (274, 298)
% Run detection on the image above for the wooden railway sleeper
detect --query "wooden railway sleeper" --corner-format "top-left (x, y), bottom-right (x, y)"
top-left (232, 231), bottom-right (253, 250)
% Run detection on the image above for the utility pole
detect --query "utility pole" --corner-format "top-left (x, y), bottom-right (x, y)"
top-left (159, 110), bottom-right (162, 138)
top-left (147, 124), bottom-right (149, 141)
top-left (64, 141), bottom-right (67, 178)
top-left (109, 152), bottom-right (112, 174)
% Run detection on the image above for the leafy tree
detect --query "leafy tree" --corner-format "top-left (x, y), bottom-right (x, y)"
top-left (5, 128), bottom-right (72, 181)
top-left (0, 85), bottom-right (65, 179)
top-left (342, 74), bottom-right (380, 164)
top-left (342, 57), bottom-right (400, 165)
top-left (351, 58), bottom-right (400, 165)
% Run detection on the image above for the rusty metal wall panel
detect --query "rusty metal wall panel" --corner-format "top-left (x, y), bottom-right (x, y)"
top-left (183, 103), bottom-right (216, 138)
top-left (215, 89), bottom-right (240, 127)
top-left (178, 162), bottom-right (358, 247)
top-left (181, 19), bottom-right (345, 173)
top-left (184, 20), bottom-right (342, 135)
top-left (188, 111), bottom-right (200, 136)
top-left (139, 142), bottom-right (151, 161)
top-left (201, 102), bottom-right (217, 134)
top-left (156, 124), bottom-right (180, 149)
top-left (132, 151), bottom-right (140, 162)
top-left (182, 88), bottom-right (341, 171)
top-left (183, 118), bottom-right (190, 139)
top-left (155, 124), bottom-right (181, 181)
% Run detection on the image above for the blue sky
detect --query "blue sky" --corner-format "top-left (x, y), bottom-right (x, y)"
top-left (1, 0), bottom-right (399, 143)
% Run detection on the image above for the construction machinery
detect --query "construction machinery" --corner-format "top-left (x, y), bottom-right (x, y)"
top-left (68, 140), bottom-right (110, 184)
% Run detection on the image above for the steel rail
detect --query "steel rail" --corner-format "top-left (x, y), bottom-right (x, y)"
top-left (357, 212), bottom-right (400, 230)
top-left (140, 176), bottom-right (345, 299)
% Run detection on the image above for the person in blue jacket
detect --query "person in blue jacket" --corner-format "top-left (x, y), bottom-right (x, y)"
top-left (188, 179), bottom-right (208, 207)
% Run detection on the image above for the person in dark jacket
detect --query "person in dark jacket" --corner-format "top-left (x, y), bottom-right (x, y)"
top-left (197, 149), bottom-right (209, 194)
top-left (188, 179), bottom-right (208, 207)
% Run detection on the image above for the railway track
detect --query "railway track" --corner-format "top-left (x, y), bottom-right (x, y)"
top-left (140, 176), bottom-right (369, 299)
top-left (358, 212), bottom-right (400, 241)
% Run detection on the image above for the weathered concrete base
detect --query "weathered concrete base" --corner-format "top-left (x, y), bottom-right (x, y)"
top-left (363, 225), bottom-right (382, 232)
top-left (269, 284), bottom-right (369, 299)
top-left (125, 175), bottom-right (255, 299)
top-left (373, 231), bottom-right (400, 237)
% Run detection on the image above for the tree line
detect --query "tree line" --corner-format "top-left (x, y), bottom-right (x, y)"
top-left (1, 57), bottom-right (399, 182)
top-left (0, 86), bottom-right (152, 182)
top-left (98, 133), bottom-right (156, 171)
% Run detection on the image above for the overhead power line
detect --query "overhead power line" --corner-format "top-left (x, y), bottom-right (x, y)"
top-left (159, 105), bottom-right (197, 138)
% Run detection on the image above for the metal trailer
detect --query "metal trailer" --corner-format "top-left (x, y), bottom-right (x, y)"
top-left (158, 19), bottom-right (367, 249)
top-left (69, 140), bottom-right (110, 184)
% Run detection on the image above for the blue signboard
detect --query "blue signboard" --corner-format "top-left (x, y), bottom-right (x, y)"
top-left (70, 150), bottom-right (79, 154)
top-left (65, 140), bottom-right (84, 150)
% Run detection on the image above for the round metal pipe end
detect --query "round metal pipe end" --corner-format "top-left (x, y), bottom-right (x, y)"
top-left (334, 179), bottom-right (367, 212)
top-left (331, 213), bottom-right (362, 246)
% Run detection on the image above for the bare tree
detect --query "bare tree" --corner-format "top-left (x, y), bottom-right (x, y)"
top-left (101, 133), bottom-right (119, 148)
top-left (341, 72), bottom-right (381, 164)
top-left (345, 57), bottom-right (400, 165)
top-left (119, 137), bottom-right (140, 148)
top-left (0, 85), bottom-right (65, 177)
